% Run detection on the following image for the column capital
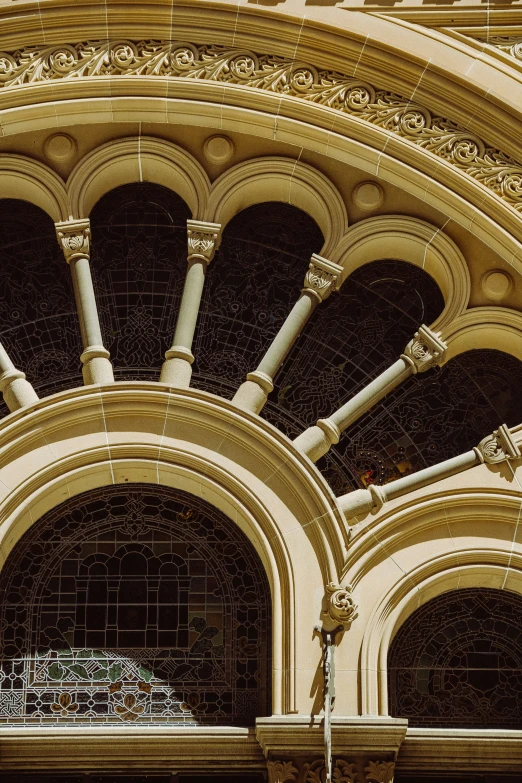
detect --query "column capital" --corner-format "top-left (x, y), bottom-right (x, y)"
top-left (401, 324), bottom-right (447, 374)
top-left (475, 423), bottom-right (521, 464)
top-left (55, 218), bottom-right (91, 263)
top-left (187, 220), bottom-right (222, 264)
top-left (302, 254), bottom-right (343, 302)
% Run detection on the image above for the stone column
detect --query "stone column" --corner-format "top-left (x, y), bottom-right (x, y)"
top-left (0, 343), bottom-right (38, 411)
top-left (293, 325), bottom-right (448, 462)
top-left (160, 220), bottom-right (221, 388)
top-left (55, 219), bottom-right (114, 386)
top-left (232, 255), bottom-right (343, 414)
top-left (338, 423), bottom-right (521, 520)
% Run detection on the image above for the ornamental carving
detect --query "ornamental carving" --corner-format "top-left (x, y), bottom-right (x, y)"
top-left (488, 37), bottom-right (522, 61)
top-left (267, 761), bottom-right (299, 783)
top-left (187, 220), bottom-right (221, 264)
top-left (303, 255), bottom-right (343, 302)
top-left (475, 423), bottom-right (521, 464)
top-left (401, 325), bottom-right (447, 374)
top-left (365, 761), bottom-right (395, 783)
top-left (55, 218), bottom-right (91, 263)
top-left (323, 582), bottom-right (358, 626)
top-left (0, 41), bottom-right (520, 213)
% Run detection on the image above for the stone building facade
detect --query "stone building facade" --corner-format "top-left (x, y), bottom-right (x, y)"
top-left (0, 0), bottom-right (521, 780)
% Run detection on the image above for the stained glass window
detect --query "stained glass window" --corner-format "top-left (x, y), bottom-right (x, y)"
top-left (388, 588), bottom-right (522, 728)
top-left (0, 484), bottom-right (271, 726)
top-left (0, 199), bottom-right (82, 412)
top-left (90, 184), bottom-right (191, 380)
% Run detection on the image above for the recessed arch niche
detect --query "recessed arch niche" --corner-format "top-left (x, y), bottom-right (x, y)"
top-left (0, 483), bottom-right (271, 726)
top-left (388, 587), bottom-right (522, 728)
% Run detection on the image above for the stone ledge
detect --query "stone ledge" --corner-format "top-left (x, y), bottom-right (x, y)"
top-left (397, 728), bottom-right (522, 772)
top-left (0, 726), bottom-right (265, 771)
top-left (256, 715), bottom-right (408, 758)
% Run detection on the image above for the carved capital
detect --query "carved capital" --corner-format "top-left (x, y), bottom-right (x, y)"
top-left (334, 760), bottom-right (359, 783)
top-left (187, 220), bottom-right (221, 264)
top-left (323, 582), bottom-right (358, 626)
top-left (303, 255), bottom-right (343, 302)
top-left (55, 218), bottom-right (91, 263)
top-left (365, 760), bottom-right (395, 783)
top-left (267, 760), bottom-right (298, 783)
top-left (401, 324), bottom-right (447, 374)
top-left (475, 423), bottom-right (521, 464)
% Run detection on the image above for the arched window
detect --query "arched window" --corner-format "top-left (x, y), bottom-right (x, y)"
top-left (0, 485), bottom-right (271, 726)
top-left (388, 588), bottom-right (522, 728)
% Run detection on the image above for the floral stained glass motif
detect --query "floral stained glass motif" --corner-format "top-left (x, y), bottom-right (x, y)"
top-left (388, 588), bottom-right (522, 728)
top-left (0, 484), bottom-right (271, 725)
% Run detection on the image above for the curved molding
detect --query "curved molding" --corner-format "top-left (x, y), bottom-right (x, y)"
top-left (373, 557), bottom-right (522, 716)
top-left (206, 157), bottom-right (348, 256)
top-left (66, 136), bottom-right (211, 218)
top-left (0, 154), bottom-right (68, 221)
top-left (0, 39), bottom-right (521, 221)
top-left (443, 306), bottom-right (522, 362)
top-left (0, 382), bottom-right (347, 713)
top-left (332, 215), bottom-right (470, 332)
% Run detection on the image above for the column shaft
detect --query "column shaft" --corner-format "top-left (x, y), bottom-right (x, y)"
top-left (293, 325), bottom-right (448, 462)
top-left (0, 342), bottom-right (38, 412)
top-left (55, 219), bottom-right (114, 386)
top-left (160, 220), bottom-right (221, 388)
top-left (338, 423), bottom-right (521, 520)
top-left (232, 254), bottom-right (342, 415)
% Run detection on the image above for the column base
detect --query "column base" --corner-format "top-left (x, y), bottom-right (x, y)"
top-left (159, 356), bottom-right (193, 387)
top-left (293, 419), bottom-right (341, 462)
top-left (232, 372), bottom-right (274, 414)
top-left (2, 376), bottom-right (39, 412)
top-left (82, 356), bottom-right (114, 385)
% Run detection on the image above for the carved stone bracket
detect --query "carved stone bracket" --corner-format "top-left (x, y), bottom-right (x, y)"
top-left (303, 255), bottom-right (343, 302)
top-left (187, 219), bottom-right (221, 264)
top-left (475, 423), bottom-right (521, 464)
top-left (55, 218), bottom-right (91, 263)
top-left (365, 761), bottom-right (395, 783)
top-left (266, 759), bottom-right (394, 783)
top-left (401, 324), bottom-right (447, 374)
top-left (323, 582), bottom-right (358, 628)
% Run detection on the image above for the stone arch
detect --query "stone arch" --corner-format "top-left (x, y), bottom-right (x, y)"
top-left (66, 137), bottom-right (211, 220)
top-left (0, 155), bottom-right (68, 222)
top-left (332, 216), bottom-right (470, 333)
top-left (205, 157), bottom-right (348, 258)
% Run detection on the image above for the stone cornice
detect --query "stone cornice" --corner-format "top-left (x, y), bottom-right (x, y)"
top-left (0, 40), bottom-right (522, 215)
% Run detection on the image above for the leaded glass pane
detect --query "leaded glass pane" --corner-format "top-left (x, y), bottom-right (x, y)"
top-left (0, 485), bottom-right (271, 726)
top-left (389, 588), bottom-right (522, 728)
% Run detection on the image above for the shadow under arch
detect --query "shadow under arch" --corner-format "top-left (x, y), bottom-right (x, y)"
top-left (0, 482), bottom-right (272, 727)
top-left (0, 198), bottom-right (82, 414)
top-left (89, 182), bottom-right (191, 380)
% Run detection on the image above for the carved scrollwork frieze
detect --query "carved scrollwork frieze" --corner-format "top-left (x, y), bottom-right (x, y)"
top-left (55, 218), bottom-right (91, 263)
top-left (303, 255), bottom-right (343, 302)
top-left (401, 324), bottom-right (447, 374)
top-left (364, 761), bottom-right (395, 783)
top-left (267, 760), bottom-right (299, 783)
top-left (475, 423), bottom-right (521, 464)
top-left (186, 220), bottom-right (221, 264)
top-left (0, 41), bottom-right (521, 214)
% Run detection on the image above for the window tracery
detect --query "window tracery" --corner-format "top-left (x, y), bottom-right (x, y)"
top-left (0, 199), bottom-right (82, 412)
top-left (388, 588), bottom-right (522, 728)
top-left (90, 183), bottom-right (191, 380)
top-left (0, 484), bottom-right (271, 726)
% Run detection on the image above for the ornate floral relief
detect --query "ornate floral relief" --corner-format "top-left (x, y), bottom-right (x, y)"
top-left (187, 220), bottom-right (221, 264)
top-left (55, 218), bottom-right (91, 263)
top-left (475, 422), bottom-right (521, 464)
top-left (487, 37), bottom-right (522, 61)
top-left (365, 761), bottom-right (395, 783)
top-left (323, 582), bottom-right (358, 626)
top-left (0, 41), bottom-right (521, 212)
top-left (267, 760), bottom-right (299, 783)
top-left (401, 324), bottom-right (447, 374)
top-left (303, 256), bottom-right (342, 302)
